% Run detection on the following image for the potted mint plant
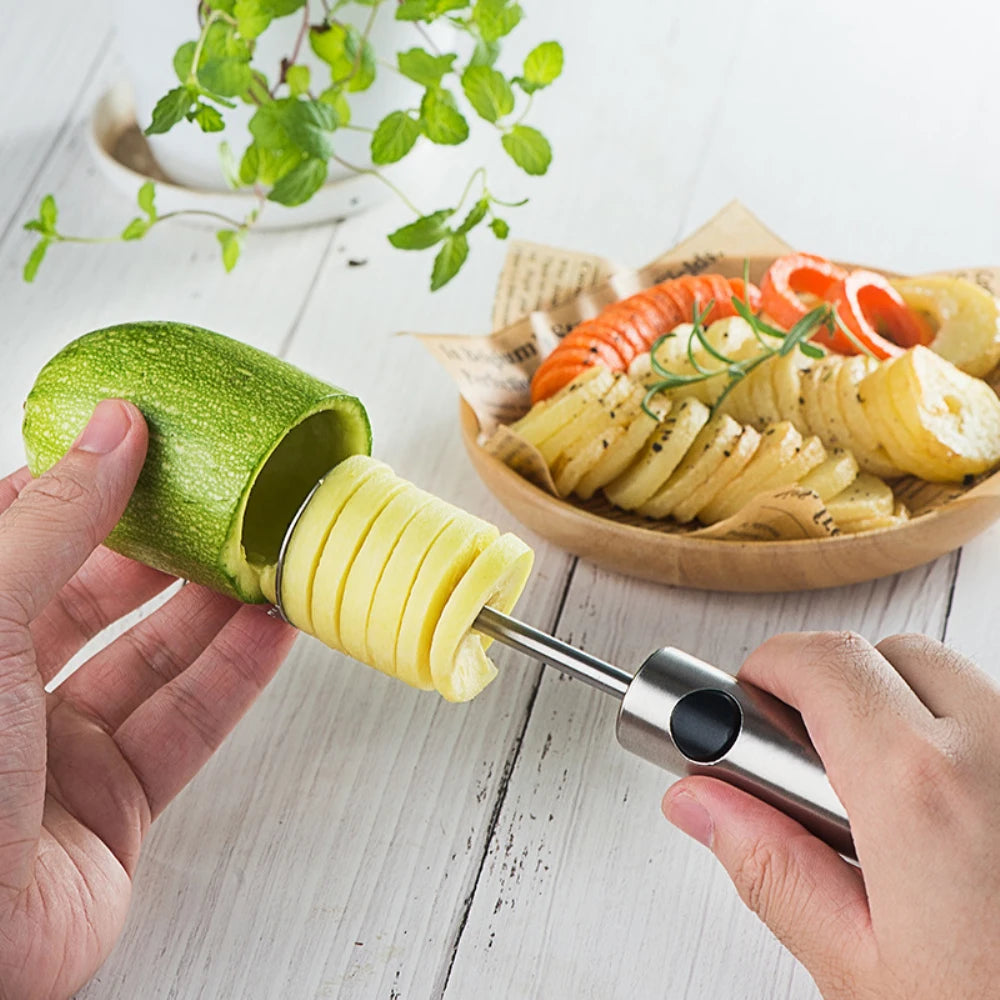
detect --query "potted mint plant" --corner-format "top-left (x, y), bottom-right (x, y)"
top-left (23, 0), bottom-right (562, 290)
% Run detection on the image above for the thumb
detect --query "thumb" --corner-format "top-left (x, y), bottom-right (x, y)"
top-left (663, 776), bottom-right (874, 985)
top-left (0, 399), bottom-right (148, 625)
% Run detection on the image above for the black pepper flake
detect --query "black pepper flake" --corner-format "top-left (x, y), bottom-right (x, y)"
top-left (723, 450), bottom-right (731, 457)
top-left (963, 473), bottom-right (975, 486)
top-left (602, 439), bottom-right (609, 449)
top-left (798, 396), bottom-right (805, 406)
top-left (652, 442), bottom-right (663, 452)
top-left (589, 345), bottom-right (599, 353)
top-left (609, 410), bottom-right (616, 418)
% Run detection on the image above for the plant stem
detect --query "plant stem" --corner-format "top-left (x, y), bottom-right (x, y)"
top-left (412, 20), bottom-right (442, 56)
top-left (330, 154), bottom-right (423, 216)
top-left (272, 3), bottom-right (313, 96)
top-left (455, 166), bottom-right (486, 212)
top-left (188, 9), bottom-right (227, 88)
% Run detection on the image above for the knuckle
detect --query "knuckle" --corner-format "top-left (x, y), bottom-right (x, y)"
top-left (14, 468), bottom-right (103, 547)
top-left (890, 734), bottom-right (961, 824)
top-left (162, 682), bottom-right (221, 754)
top-left (732, 839), bottom-right (795, 921)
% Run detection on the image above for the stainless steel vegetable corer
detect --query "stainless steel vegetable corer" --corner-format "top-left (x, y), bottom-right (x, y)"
top-left (473, 606), bottom-right (855, 860)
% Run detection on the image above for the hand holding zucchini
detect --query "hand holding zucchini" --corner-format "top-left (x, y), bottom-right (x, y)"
top-left (23, 323), bottom-right (533, 702)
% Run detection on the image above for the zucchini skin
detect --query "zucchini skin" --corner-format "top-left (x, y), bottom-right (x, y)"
top-left (23, 321), bottom-right (371, 601)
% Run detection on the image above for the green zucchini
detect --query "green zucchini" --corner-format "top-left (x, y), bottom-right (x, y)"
top-left (22, 321), bottom-right (371, 602)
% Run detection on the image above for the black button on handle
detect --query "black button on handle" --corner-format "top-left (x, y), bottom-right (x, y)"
top-left (669, 688), bottom-right (743, 763)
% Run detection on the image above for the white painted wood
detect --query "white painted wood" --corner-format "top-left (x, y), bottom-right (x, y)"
top-left (0, 0), bottom-right (993, 998)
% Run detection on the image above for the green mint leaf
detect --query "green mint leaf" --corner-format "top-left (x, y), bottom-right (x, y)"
top-left (244, 70), bottom-right (271, 105)
top-left (395, 0), bottom-right (433, 19)
top-left (398, 47), bottom-right (456, 87)
top-left (234, 0), bottom-right (272, 40)
top-left (23, 220), bottom-right (44, 233)
top-left (419, 87), bottom-right (469, 145)
top-left (217, 229), bottom-right (244, 272)
top-left (437, 0), bottom-right (470, 11)
top-left (205, 0), bottom-right (236, 11)
top-left (196, 22), bottom-right (253, 96)
top-left (309, 23), bottom-right (375, 92)
top-left (218, 142), bottom-right (241, 188)
top-left (191, 102), bottom-right (226, 132)
top-left (469, 38), bottom-right (500, 67)
top-left (388, 209), bottom-right (453, 250)
top-left (146, 86), bottom-right (196, 135)
top-left (40, 194), bottom-right (57, 231)
top-left (461, 65), bottom-right (514, 123)
top-left (522, 41), bottom-right (563, 88)
top-left (490, 217), bottom-right (509, 239)
top-left (286, 63), bottom-right (310, 96)
top-left (501, 124), bottom-right (551, 175)
top-left (267, 157), bottom-right (328, 205)
top-left (137, 181), bottom-right (156, 219)
top-left (255, 146), bottom-right (303, 185)
top-left (371, 111), bottom-right (420, 164)
top-left (431, 232), bottom-right (469, 290)
top-left (456, 197), bottom-right (489, 235)
top-left (472, 0), bottom-right (522, 42)
top-left (249, 98), bottom-right (337, 159)
top-left (23, 239), bottom-right (50, 283)
top-left (239, 143), bottom-right (260, 184)
top-left (318, 85), bottom-right (351, 125)
top-left (267, 0), bottom-right (308, 14)
top-left (121, 217), bottom-right (150, 240)
top-left (199, 56), bottom-right (253, 98)
top-left (173, 41), bottom-right (197, 82)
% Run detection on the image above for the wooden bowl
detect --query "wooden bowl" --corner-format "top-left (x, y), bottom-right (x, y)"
top-left (459, 400), bottom-right (1000, 593)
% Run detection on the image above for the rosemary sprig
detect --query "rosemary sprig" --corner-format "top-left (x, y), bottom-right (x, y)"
top-left (640, 293), bottom-right (834, 420)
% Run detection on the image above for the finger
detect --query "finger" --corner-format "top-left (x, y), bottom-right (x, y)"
top-left (113, 605), bottom-right (296, 819)
top-left (0, 467), bottom-right (32, 515)
top-left (739, 631), bottom-right (932, 791)
top-left (31, 547), bottom-right (176, 683)
top-left (875, 633), bottom-right (999, 720)
top-left (0, 400), bottom-right (147, 626)
top-left (57, 583), bottom-right (241, 731)
top-left (663, 777), bottom-right (875, 991)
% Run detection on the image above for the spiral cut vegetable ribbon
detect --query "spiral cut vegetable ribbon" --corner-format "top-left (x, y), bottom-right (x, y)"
top-left (262, 455), bottom-right (534, 702)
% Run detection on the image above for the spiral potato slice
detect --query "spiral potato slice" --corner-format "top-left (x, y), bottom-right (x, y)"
top-left (430, 534), bottom-right (535, 703)
top-left (509, 367), bottom-right (614, 447)
top-left (604, 397), bottom-right (711, 510)
top-left (266, 455), bottom-right (387, 629)
top-left (337, 484), bottom-right (432, 665)
top-left (674, 424), bottom-right (761, 523)
top-left (573, 396), bottom-right (669, 500)
top-left (799, 449), bottom-right (859, 502)
top-left (638, 413), bottom-right (743, 518)
top-left (366, 497), bottom-right (460, 678)
top-left (394, 516), bottom-right (499, 690)
top-left (310, 466), bottom-right (409, 653)
top-left (699, 421), bottom-right (804, 523)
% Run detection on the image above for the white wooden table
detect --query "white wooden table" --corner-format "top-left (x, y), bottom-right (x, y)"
top-left (3, 2), bottom-right (999, 997)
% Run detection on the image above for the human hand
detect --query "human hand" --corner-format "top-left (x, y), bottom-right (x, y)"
top-left (0, 400), bottom-right (296, 1000)
top-left (662, 630), bottom-right (1000, 1000)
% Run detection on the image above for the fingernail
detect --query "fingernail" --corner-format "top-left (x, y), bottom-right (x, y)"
top-left (74, 400), bottom-right (132, 455)
top-left (664, 790), bottom-right (714, 849)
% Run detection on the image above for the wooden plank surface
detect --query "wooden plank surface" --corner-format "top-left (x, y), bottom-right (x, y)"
top-left (0, 0), bottom-right (995, 998)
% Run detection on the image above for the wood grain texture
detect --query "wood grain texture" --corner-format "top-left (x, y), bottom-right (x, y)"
top-left (0, 0), bottom-right (992, 998)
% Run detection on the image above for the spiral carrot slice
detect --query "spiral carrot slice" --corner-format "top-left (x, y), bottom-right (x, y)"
top-left (760, 253), bottom-right (849, 330)
top-left (529, 274), bottom-right (744, 403)
top-left (818, 271), bottom-right (933, 358)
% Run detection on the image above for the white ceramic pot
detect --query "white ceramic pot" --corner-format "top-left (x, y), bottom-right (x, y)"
top-left (113, 1), bottom-right (436, 201)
